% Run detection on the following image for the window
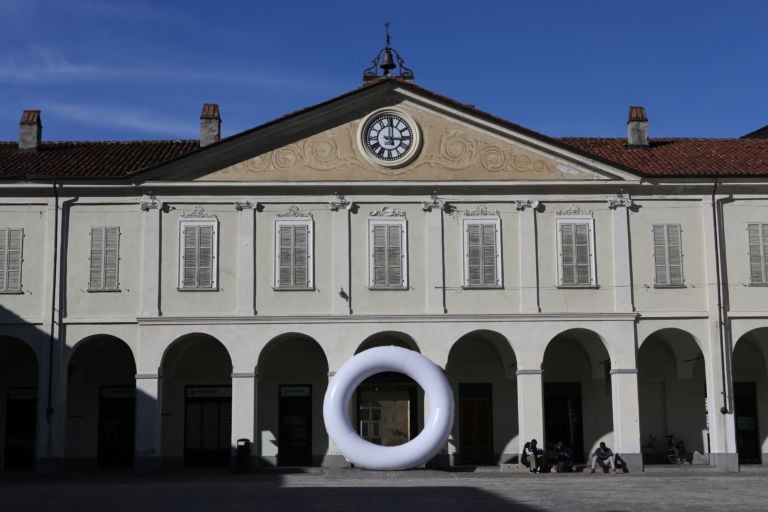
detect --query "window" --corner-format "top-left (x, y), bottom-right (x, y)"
top-left (653, 224), bottom-right (684, 287)
top-left (748, 222), bottom-right (768, 284)
top-left (275, 219), bottom-right (313, 289)
top-left (0, 228), bottom-right (22, 293)
top-left (179, 219), bottom-right (218, 289)
top-left (463, 218), bottom-right (502, 287)
top-left (557, 218), bottom-right (596, 287)
top-left (369, 219), bottom-right (407, 289)
top-left (89, 226), bottom-right (120, 291)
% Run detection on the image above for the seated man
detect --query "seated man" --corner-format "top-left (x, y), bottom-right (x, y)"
top-left (553, 440), bottom-right (574, 473)
top-left (521, 439), bottom-right (544, 473)
top-left (590, 441), bottom-right (617, 474)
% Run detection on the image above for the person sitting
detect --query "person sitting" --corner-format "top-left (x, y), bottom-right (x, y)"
top-left (553, 440), bottom-right (574, 473)
top-left (590, 441), bottom-right (617, 474)
top-left (521, 439), bottom-right (544, 473)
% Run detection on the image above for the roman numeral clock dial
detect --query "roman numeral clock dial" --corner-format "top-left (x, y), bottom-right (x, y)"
top-left (360, 109), bottom-right (421, 167)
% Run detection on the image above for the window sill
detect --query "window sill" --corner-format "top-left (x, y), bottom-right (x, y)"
top-left (86, 289), bottom-right (121, 293)
top-left (368, 286), bottom-right (409, 291)
top-left (462, 285), bottom-right (504, 290)
top-left (273, 287), bottom-right (316, 292)
top-left (748, 283), bottom-right (768, 287)
top-left (177, 287), bottom-right (220, 292)
top-left (0, 290), bottom-right (24, 295)
top-left (556, 285), bottom-right (599, 289)
top-left (653, 285), bottom-right (686, 289)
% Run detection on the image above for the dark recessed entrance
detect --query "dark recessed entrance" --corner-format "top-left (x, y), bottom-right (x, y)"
top-left (278, 385), bottom-right (312, 466)
top-left (544, 382), bottom-right (584, 463)
top-left (356, 372), bottom-right (418, 447)
top-left (184, 386), bottom-right (231, 467)
top-left (98, 386), bottom-right (135, 468)
top-left (734, 382), bottom-right (760, 464)
top-left (4, 388), bottom-right (37, 470)
top-left (458, 382), bottom-right (493, 464)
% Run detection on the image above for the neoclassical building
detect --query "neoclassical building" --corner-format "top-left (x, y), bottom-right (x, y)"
top-left (1, 53), bottom-right (767, 473)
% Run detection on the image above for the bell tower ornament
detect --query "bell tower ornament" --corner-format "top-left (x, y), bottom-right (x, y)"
top-left (362, 23), bottom-right (415, 82)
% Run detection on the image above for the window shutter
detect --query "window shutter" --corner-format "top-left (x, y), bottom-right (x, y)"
top-left (372, 224), bottom-right (387, 286)
top-left (387, 224), bottom-right (403, 286)
top-left (104, 227), bottom-right (120, 289)
top-left (574, 223), bottom-right (590, 285)
top-left (2, 228), bottom-right (23, 292)
top-left (293, 225), bottom-right (308, 288)
top-left (278, 225), bottom-right (293, 287)
top-left (652, 224), bottom-right (668, 285)
top-left (560, 223), bottom-right (575, 285)
top-left (0, 229), bottom-right (6, 290)
top-left (184, 225), bottom-right (199, 288)
top-left (481, 224), bottom-right (497, 285)
top-left (467, 224), bottom-right (482, 286)
top-left (666, 224), bottom-right (683, 285)
top-left (89, 227), bottom-right (105, 289)
top-left (197, 225), bottom-right (213, 288)
top-left (748, 223), bottom-right (766, 283)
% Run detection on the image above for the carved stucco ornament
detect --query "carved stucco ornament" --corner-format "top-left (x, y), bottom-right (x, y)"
top-left (277, 205), bottom-right (312, 218)
top-left (182, 205), bottom-right (217, 219)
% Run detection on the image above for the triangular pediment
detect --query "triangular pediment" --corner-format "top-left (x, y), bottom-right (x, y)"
top-left (147, 80), bottom-right (638, 183)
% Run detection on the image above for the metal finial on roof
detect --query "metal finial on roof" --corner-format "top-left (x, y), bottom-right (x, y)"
top-left (362, 23), bottom-right (414, 83)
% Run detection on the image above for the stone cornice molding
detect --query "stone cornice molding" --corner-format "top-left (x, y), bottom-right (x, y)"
top-left (610, 368), bottom-right (639, 374)
top-left (516, 369), bottom-right (543, 375)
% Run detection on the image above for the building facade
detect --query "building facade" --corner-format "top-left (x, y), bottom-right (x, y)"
top-left (1, 71), bottom-right (768, 473)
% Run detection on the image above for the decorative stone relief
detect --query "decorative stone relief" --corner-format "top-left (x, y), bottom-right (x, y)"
top-left (181, 205), bottom-right (217, 219)
top-left (421, 193), bottom-right (447, 212)
top-left (234, 201), bottom-right (254, 211)
top-left (369, 206), bottom-right (406, 217)
top-left (515, 199), bottom-right (540, 211)
top-left (556, 204), bottom-right (593, 216)
top-left (329, 193), bottom-right (352, 211)
top-left (140, 193), bottom-right (160, 211)
top-left (607, 194), bottom-right (633, 209)
top-left (462, 205), bottom-right (501, 217)
top-left (276, 205), bottom-right (312, 218)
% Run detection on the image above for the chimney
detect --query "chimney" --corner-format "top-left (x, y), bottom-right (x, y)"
top-left (199, 103), bottom-right (221, 147)
top-left (19, 110), bottom-right (42, 151)
top-left (627, 106), bottom-right (648, 147)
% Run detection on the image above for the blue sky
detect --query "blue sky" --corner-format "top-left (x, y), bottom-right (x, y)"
top-left (1, 0), bottom-right (766, 142)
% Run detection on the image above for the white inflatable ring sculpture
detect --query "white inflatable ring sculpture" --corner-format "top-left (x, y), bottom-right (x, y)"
top-left (323, 346), bottom-right (454, 470)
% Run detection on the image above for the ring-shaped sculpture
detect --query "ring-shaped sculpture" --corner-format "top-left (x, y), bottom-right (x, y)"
top-left (323, 346), bottom-right (454, 470)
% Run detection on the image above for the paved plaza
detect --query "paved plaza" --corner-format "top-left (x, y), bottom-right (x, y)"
top-left (1, 468), bottom-right (767, 512)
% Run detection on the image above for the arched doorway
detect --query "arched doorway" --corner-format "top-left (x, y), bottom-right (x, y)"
top-left (446, 330), bottom-right (516, 465)
top-left (353, 333), bottom-right (421, 452)
top-left (161, 334), bottom-right (232, 468)
top-left (638, 329), bottom-right (707, 464)
top-left (732, 328), bottom-right (768, 465)
top-left (258, 334), bottom-right (328, 467)
top-left (66, 335), bottom-right (135, 469)
top-left (0, 336), bottom-right (37, 470)
top-left (543, 329), bottom-right (612, 464)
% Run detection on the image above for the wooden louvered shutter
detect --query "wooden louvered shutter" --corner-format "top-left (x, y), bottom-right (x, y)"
top-left (197, 225), bottom-right (213, 288)
top-left (748, 223), bottom-right (767, 284)
top-left (183, 225), bottom-right (199, 288)
top-left (278, 225), bottom-right (293, 287)
top-left (103, 227), bottom-right (120, 289)
top-left (89, 227), bottom-right (105, 289)
top-left (574, 223), bottom-right (590, 285)
top-left (387, 224), bottom-right (403, 287)
top-left (0, 228), bottom-right (23, 292)
top-left (372, 224), bottom-right (388, 287)
top-left (481, 224), bottom-right (497, 286)
top-left (467, 224), bottom-right (482, 286)
top-left (560, 223), bottom-right (575, 285)
top-left (666, 224), bottom-right (683, 286)
top-left (653, 224), bottom-right (668, 285)
top-left (293, 225), bottom-right (308, 288)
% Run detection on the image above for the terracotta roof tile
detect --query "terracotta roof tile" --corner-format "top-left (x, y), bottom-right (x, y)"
top-left (557, 138), bottom-right (768, 177)
top-left (0, 140), bottom-right (200, 179)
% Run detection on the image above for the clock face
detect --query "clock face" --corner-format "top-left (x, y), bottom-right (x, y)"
top-left (362, 111), bottom-right (416, 163)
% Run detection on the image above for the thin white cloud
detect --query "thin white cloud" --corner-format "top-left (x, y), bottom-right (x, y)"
top-left (0, 47), bottom-right (336, 90)
top-left (43, 102), bottom-right (195, 138)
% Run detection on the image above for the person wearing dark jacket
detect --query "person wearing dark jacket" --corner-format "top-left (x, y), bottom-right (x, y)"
top-left (521, 439), bottom-right (544, 473)
top-left (590, 441), bottom-right (617, 473)
top-left (553, 440), bottom-right (574, 473)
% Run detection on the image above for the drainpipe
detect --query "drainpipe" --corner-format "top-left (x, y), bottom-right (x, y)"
top-left (46, 180), bottom-right (59, 458)
top-left (712, 179), bottom-right (733, 415)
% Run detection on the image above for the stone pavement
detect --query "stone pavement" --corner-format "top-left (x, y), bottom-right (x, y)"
top-left (1, 468), bottom-right (766, 512)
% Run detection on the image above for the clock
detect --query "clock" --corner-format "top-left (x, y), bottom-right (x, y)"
top-left (360, 109), bottom-right (421, 167)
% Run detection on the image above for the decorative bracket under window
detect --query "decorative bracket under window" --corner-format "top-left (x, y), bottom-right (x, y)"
top-left (607, 194), bottom-right (633, 209)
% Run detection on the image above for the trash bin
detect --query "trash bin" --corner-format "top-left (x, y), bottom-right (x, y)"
top-left (236, 438), bottom-right (251, 473)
